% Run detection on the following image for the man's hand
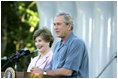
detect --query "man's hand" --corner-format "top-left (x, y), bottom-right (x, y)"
top-left (30, 67), bottom-right (44, 74)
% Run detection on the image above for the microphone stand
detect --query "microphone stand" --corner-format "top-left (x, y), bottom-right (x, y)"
top-left (15, 60), bottom-right (19, 72)
top-left (1, 49), bottom-right (37, 71)
top-left (1, 51), bottom-right (23, 71)
top-left (1, 60), bottom-right (10, 71)
top-left (1, 53), bottom-right (16, 71)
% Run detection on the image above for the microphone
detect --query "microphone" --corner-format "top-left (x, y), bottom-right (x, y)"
top-left (18, 48), bottom-right (30, 55)
top-left (16, 48), bottom-right (38, 58)
top-left (2, 49), bottom-right (38, 71)
top-left (9, 48), bottom-right (30, 60)
top-left (17, 48), bottom-right (38, 54)
top-left (9, 48), bottom-right (38, 60)
top-left (31, 49), bottom-right (38, 54)
top-left (1, 56), bottom-right (7, 60)
top-left (17, 48), bottom-right (29, 53)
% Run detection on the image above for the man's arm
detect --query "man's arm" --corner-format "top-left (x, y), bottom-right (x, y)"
top-left (30, 67), bottom-right (73, 76)
top-left (46, 68), bottom-right (73, 76)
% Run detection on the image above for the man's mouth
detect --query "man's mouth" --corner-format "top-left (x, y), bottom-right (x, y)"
top-left (56, 31), bottom-right (60, 34)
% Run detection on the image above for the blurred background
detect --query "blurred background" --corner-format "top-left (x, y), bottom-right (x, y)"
top-left (1, 1), bottom-right (117, 78)
top-left (1, 1), bottom-right (39, 72)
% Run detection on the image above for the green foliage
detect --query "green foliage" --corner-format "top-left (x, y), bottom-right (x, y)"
top-left (26, 9), bottom-right (39, 27)
top-left (1, 1), bottom-right (39, 71)
top-left (17, 2), bottom-right (39, 28)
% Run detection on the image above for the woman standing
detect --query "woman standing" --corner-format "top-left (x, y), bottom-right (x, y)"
top-left (27, 27), bottom-right (54, 73)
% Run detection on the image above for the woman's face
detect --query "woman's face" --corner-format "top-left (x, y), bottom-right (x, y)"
top-left (35, 36), bottom-right (49, 53)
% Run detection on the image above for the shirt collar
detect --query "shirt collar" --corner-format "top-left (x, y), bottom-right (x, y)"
top-left (38, 50), bottom-right (52, 59)
top-left (60, 32), bottom-right (74, 46)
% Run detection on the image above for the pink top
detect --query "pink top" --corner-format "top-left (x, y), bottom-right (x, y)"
top-left (27, 50), bottom-right (53, 72)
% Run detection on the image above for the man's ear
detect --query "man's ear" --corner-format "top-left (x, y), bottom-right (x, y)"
top-left (68, 24), bottom-right (72, 31)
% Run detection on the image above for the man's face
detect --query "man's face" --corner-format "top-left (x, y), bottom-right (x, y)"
top-left (53, 16), bottom-right (69, 38)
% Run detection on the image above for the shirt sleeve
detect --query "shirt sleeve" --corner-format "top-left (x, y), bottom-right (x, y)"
top-left (27, 56), bottom-right (38, 72)
top-left (48, 57), bottom-right (53, 69)
top-left (63, 39), bottom-right (85, 72)
top-left (44, 55), bottom-right (53, 70)
top-left (27, 59), bottom-right (33, 72)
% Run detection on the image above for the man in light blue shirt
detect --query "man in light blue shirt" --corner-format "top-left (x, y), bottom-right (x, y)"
top-left (49, 32), bottom-right (89, 78)
top-left (37, 12), bottom-right (89, 78)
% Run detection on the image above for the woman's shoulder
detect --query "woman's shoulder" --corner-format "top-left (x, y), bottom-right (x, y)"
top-left (46, 50), bottom-right (53, 60)
top-left (46, 50), bottom-right (53, 57)
top-left (31, 56), bottom-right (39, 61)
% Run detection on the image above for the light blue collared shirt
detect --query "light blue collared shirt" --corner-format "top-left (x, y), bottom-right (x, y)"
top-left (49, 32), bottom-right (89, 78)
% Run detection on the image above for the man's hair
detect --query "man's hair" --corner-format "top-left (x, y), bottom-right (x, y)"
top-left (55, 12), bottom-right (73, 30)
top-left (33, 27), bottom-right (54, 47)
